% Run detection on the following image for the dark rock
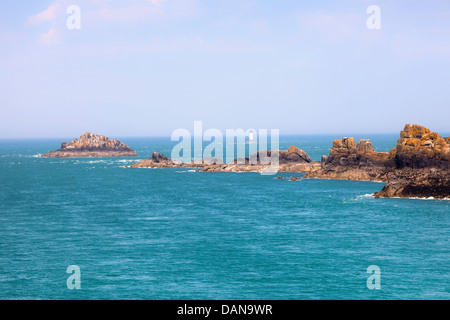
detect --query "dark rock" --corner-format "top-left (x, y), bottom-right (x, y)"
top-left (374, 168), bottom-right (450, 199)
top-left (320, 155), bottom-right (328, 169)
top-left (152, 152), bottom-right (168, 163)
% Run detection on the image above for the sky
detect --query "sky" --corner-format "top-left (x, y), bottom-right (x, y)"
top-left (1, 0), bottom-right (450, 138)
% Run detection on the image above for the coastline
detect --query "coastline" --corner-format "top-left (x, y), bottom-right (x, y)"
top-left (127, 124), bottom-right (449, 200)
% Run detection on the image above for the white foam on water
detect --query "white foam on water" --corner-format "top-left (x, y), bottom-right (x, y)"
top-left (116, 159), bottom-right (140, 163)
top-left (175, 170), bottom-right (198, 173)
top-left (360, 193), bottom-right (375, 198)
top-left (393, 196), bottom-right (450, 201)
top-left (84, 160), bottom-right (108, 164)
top-left (357, 193), bottom-right (449, 201)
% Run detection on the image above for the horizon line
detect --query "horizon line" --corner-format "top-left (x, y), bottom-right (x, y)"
top-left (4, 131), bottom-right (450, 141)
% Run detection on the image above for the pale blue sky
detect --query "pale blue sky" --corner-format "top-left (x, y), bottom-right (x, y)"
top-left (1, 0), bottom-right (449, 138)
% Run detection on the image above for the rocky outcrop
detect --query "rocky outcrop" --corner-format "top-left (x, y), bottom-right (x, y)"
top-left (304, 138), bottom-right (392, 182)
top-left (130, 145), bottom-right (320, 173)
top-left (42, 133), bottom-right (138, 158)
top-left (304, 124), bottom-right (449, 198)
top-left (130, 152), bottom-right (185, 168)
top-left (374, 125), bottom-right (450, 199)
top-left (394, 124), bottom-right (450, 169)
top-left (281, 146), bottom-right (312, 163)
top-left (374, 168), bottom-right (450, 199)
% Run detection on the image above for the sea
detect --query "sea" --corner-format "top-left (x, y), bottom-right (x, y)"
top-left (0, 135), bottom-right (449, 300)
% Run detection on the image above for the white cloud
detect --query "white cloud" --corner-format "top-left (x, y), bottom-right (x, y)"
top-left (38, 26), bottom-right (61, 46)
top-left (25, 3), bottom-right (60, 26)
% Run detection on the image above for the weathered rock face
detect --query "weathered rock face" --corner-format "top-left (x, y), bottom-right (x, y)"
top-left (394, 124), bottom-right (450, 169)
top-left (284, 145), bottom-right (312, 163)
top-left (305, 138), bottom-right (392, 182)
top-left (357, 139), bottom-right (375, 153)
top-left (42, 133), bottom-right (138, 158)
top-left (375, 168), bottom-right (450, 199)
top-left (251, 145), bottom-right (312, 164)
top-left (325, 138), bottom-right (390, 167)
top-left (374, 124), bottom-right (450, 199)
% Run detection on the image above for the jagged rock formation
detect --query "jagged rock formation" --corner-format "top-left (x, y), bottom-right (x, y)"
top-left (42, 133), bottom-right (138, 158)
top-left (394, 124), bottom-right (450, 169)
top-left (304, 137), bottom-right (392, 182)
top-left (304, 124), bottom-right (449, 198)
top-left (375, 125), bottom-right (450, 199)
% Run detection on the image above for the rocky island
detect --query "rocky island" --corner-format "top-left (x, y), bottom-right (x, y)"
top-left (42, 132), bottom-right (138, 158)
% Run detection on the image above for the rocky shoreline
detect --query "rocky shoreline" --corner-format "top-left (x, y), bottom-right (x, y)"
top-left (42, 132), bottom-right (138, 158)
top-left (129, 124), bottom-right (449, 199)
top-left (130, 146), bottom-right (321, 173)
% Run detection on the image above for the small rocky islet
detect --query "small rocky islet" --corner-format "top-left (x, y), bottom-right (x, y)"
top-left (42, 132), bottom-right (138, 158)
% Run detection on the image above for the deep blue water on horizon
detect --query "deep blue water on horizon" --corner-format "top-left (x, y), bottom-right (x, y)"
top-left (0, 136), bottom-right (449, 300)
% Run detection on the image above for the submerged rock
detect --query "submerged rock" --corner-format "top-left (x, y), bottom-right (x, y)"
top-left (42, 133), bottom-right (138, 158)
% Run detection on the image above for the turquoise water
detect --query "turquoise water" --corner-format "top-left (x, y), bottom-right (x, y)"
top-left (0, 136), bottom-right (449, 300)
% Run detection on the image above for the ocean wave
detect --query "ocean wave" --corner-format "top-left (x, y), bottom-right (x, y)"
top-left (84, 160), bottom-right (108, 164)
top-left (358, 193), bottom-right (375, 198)
top-left (116, 159), bottom-right (140, 163)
